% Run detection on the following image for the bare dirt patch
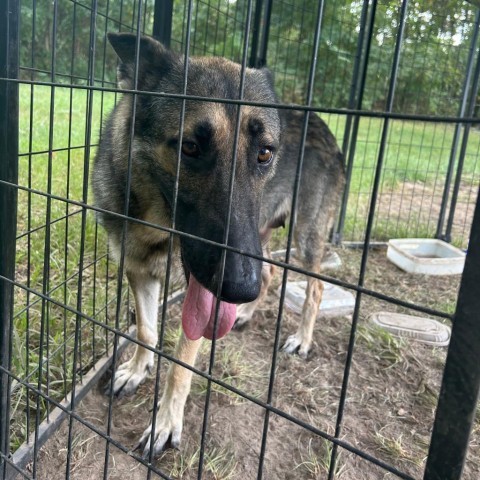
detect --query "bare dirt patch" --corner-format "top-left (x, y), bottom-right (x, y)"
top-left (33, 248), bottom-right (479, 479)
top-left (374, 180), bottom-right (477, 245)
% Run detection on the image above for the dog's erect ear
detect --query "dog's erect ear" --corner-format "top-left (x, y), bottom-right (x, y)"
top-left (259, 67), bottom-right (275, 90)
top-left (249, 66), bottom-right (278, 104)
top-left (107, 32), bottom-right (174, 89)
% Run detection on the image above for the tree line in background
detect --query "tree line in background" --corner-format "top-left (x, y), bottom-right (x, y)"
top-left (19, 0), bottom-right (479, 117)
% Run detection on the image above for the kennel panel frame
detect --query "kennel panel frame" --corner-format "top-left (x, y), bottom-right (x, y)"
top-left (0, 2), bottom-right (480, 479)
top-left (252, 0), bottom-right (480, 247)
top-left (0, 0), bottom-right (20, 477)
top-left (424, 186), bottom-right (480, 479)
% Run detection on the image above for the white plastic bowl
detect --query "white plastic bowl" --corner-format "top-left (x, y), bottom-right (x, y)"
top-left (387, 238), bottom-right (465, 275)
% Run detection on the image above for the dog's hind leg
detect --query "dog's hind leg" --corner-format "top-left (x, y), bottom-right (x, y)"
top-left (282, 274), bottom-right (324, 359)
top-left (109, 269), bottom-right (160, 397)
top-left (282, 211), bottom-right (330, 358)
top-left (137, 332), bottom-right (202, 456)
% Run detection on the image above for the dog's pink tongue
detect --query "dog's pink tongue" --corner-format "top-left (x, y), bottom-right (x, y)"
top-left (182, 274), bottom-right (237, 341)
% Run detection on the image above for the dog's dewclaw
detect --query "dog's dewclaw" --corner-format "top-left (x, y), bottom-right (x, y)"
top-left (182, 274), bottom-right (236, 341)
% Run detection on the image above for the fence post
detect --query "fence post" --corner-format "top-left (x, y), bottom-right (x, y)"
top-left (0, 0), bottom-right (19, 475)
top-left (249, 0), bottom-right (264, 68)
top-left (152, 0), bottom-right (173, 47)
top-left (436, 9), bottom-right (480, 241)
top-left (424, 188), bottom-right (480, 479)
top-left (328, 0), bottom-right (409, 476)
top-left (444, 41), bottom-right (480, 243)
top-left (258, 0), bottom-right (273, 68)
top-left (248, 0), bottom-right (273, 69)
top-left (334, 0), bottom-right (375, 244)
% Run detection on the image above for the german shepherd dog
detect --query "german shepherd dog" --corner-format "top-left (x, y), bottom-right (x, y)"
top-left (92, 33), bottom-right (345, 456)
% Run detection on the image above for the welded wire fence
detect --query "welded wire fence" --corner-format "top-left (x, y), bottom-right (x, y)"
top-left (1, 0), bottom-right (480, 479)
top-left (260, 0), bottom-right (480, 247)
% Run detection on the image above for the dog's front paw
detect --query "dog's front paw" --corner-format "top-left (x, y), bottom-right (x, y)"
top-left (282, 333), bottom-right (310, 359)
top-left (105, 354), bottom-right (153, 397)
top-left (135, 399), bottom-right (184, 458)
top-left (233, 302), bottom-right (255, 330)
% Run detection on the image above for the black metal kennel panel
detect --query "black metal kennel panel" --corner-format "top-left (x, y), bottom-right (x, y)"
top-left (1, 0), bottom-right (160, 477)
top-left (254, 0), bottom-right (480, 248)
top-left (1, 0), bottom-right (480, 479)
top-left (163, 0), bottom-right (480, 248)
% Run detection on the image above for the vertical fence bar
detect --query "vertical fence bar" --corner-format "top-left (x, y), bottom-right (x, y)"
top-left (32, 0), bottom-right (59, 475)
top-left (249, 0), bottom-right (264, 68)
top-left (102, 2), bottom-right (145, 478)
top-left (256, 0), bottom-right (273, 68)
top-left (328, 1), bottom-right (409, 477)
top-left (444, 42), bottom-right (480, 243)
top-left (340, 0), bottom-right (369, 158)
top-left (334, 0), bottom-right (373, 244)
top-left (65, 0), bottom-right (98, 477)
top-left (196, 1), bottom-right (255, 474)
top-left (436, 9), bottom-right (480, 240)
top-left (257, 1), bottom-right (326, 478)
top-left (0, 0), bottom-right (19, 475)
top-left (424, 189), bottom-right (480, 479)
top-left (152, 0), bottom-right (173, 47)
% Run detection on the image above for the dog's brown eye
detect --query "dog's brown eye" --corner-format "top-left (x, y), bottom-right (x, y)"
top-left (258, 147), bottom-right (273, 164)
top-left (181, 141), bottom-right (200, 157)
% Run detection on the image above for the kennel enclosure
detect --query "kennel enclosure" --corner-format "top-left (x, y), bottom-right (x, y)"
top-left (1, 0), bottom-right (480, 478)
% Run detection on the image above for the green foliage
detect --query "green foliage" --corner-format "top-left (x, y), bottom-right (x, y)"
top-left (18, 0), bottom-right (479, 117)
top-left (20, 0), bottom-right (155, 85)
top-left (264, 0), bottom-right (478, 115)
top-left (11, 84), bottom-right (125, 449)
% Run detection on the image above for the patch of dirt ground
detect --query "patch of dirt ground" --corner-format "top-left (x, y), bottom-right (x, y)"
top-left (33, 248), bottom-right (479, 479)
top-left (374, 180), bottom-right (477, 243)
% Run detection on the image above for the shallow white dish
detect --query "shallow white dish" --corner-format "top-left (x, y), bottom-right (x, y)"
top-left (387, 238), bottom-right (465, 275)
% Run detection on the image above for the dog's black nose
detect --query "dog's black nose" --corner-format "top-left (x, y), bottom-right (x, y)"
top-left (220, 251), bottom-right (262, 304)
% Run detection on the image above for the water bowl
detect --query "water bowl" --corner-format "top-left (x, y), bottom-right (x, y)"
top-left (387, 238), bottom-right (465, 275)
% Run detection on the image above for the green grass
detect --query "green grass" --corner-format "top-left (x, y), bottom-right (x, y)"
top-left (192, 343), bottom-right (267, 403)
top-left (356, 324), bottom-right (405, 369)
top-left (322, 112), bottom-right (480, 244)
top-left (9, 84), bottom-right (479, 451)
top-left (10, 85), bottom-right (123, 450)
top-left (160, 443), bottom-right (238, 479)
top-left (295, 437), bottom-right (347, 478)
top-left (374, 426), bottom-right (424, 468)
top-left (323, 113), bottom-right (480, 190)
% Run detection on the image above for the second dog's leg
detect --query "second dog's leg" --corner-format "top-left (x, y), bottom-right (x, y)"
top-left (282, 276), bottom-right (324, 359)
top-left (137, 332), bottom-right (203, 456)
top-left (110, 270), bottom-right (160, 396)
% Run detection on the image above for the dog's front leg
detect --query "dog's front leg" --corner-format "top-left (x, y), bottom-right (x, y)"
top-left (137, 331), bottom-right (202, 457)
top-left (108, 270), bottom-right (160, 397)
